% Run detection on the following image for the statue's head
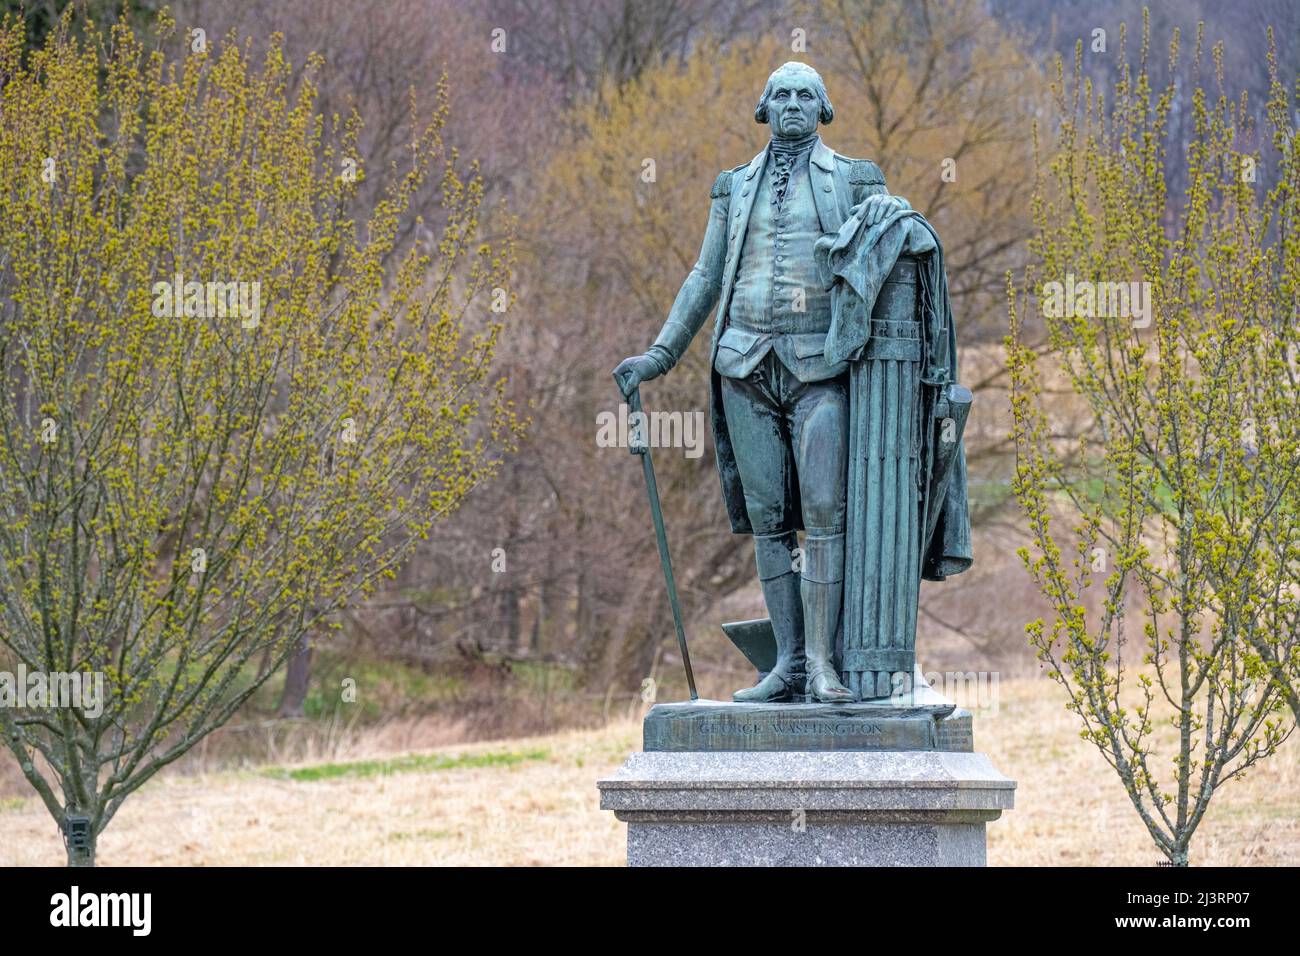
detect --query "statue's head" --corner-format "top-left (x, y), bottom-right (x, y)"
top-left (754, 61), bottom-right (834, 140)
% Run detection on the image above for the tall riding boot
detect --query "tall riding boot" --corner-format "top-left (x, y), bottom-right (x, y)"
top-left (803, 533), bottom-right (854, 703)
top-left (734, 531), bottom-right (805, 702)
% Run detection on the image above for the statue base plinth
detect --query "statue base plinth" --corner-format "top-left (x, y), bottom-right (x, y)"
top-left (598, 749), bottom-right (1014, 866)
top-left (598, 697), bottom-right (1014, 867)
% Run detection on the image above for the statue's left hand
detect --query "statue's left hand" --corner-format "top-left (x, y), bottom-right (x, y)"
top-left (856, 193), bottom-right (909, 227)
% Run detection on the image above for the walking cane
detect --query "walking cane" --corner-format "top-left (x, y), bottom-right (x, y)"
top-left (612, 373), bottom-right (698, 701)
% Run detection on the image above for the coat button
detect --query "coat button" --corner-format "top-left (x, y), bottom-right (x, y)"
top-left (823, 184), bottom-right (832, 192)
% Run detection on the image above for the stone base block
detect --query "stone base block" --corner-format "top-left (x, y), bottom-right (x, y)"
top-left (598, 749), bottom-right (1015, 867)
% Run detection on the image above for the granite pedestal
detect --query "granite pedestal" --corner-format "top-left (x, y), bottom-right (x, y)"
top-left (598, 697), bottom-right (1015, 867)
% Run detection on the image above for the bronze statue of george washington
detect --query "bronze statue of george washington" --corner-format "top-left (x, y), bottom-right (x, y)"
top-left (614, 61), bottom-right (972, 705)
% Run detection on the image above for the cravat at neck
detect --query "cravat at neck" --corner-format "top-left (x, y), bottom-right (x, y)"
top-left (769, 135), bottom-right (815, 209)
top-left (769, 132), bottom-right (819, 156)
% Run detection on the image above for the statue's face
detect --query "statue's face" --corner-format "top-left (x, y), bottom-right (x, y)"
top-left (767, 71), bottom-right (821, 140)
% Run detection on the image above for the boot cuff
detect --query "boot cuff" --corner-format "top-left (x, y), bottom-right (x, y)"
top-left (754, 531), bottom-right (798, 580)
top-left (802, 533), bottom-right (844, 583)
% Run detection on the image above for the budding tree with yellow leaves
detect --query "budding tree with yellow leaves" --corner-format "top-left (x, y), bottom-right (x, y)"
top-left (1008, 13), bottom-right (1299, 865)
top-left (0, 11), bottom-right (520, 864)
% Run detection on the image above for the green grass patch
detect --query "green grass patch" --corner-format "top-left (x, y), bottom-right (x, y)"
top-left (507, 658), bottom-right (578, 695)
top-left (139, 648), bottom-right (468, 725)
top-left (254, 655), bottom-right (467, 722)
top-left (0, 796), bottom-right (30, 812)
top-left (970, 478), bottom-right (1016, 512)
top-left (261, 747), bottom-right (550, 782)
top-left (387, 828), bottom-right (454, 842)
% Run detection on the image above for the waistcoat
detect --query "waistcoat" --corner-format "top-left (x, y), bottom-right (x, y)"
top-left (727, 149), bottom-right (832, 335)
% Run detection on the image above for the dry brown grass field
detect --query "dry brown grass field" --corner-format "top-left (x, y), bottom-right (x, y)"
top-left (0, 675), bottom-right (1294, 866)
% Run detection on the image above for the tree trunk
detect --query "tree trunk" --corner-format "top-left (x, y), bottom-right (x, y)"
top-left (532, 576), bottom-right (549, 654)
top-left (501, 584), bottom-right (521, 652)
top-left (277, 634), bottom-right (314, 718)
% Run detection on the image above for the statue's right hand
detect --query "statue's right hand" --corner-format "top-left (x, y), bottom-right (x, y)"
top-left (612, 353), bottom-right (663, 397)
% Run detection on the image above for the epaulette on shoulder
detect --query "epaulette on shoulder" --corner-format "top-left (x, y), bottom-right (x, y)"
top-left (710, 166), bottom-right (743, 199)
top-left (846, 158), bottom-right (885, 185)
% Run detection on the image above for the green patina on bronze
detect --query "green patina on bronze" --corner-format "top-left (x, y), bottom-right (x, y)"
top-left (614, 61), bottom-right (972, 707)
